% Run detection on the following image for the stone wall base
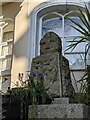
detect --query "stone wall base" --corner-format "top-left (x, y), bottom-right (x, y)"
top-left (28, 98), bottom-right (89, 119)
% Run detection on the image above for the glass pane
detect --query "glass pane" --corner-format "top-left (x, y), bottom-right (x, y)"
top-left (6, 57), bottom-right (11, 70)
top-left (3, 31), bottom-right (13, 42)
top-left (8, 42), bottom-right (13, 55)
top-left (1, 42), bottom-right (13, 56)
top-left (65, 37), bottom-right (86, 53)
top-left (65, 53), bottom-right (85, 69)
top-left (64, 17), bottom-right (83, 37)
top-left (1, 45), bottom-right (8, 56)
top-left (2, 57), bottom-right (11, 70)
top-left (70, 70), bottom-right (86, 93)
top-left (42, 18), bottom-right (62, 37)
top-left (2, 59), bottom-right (7, 70)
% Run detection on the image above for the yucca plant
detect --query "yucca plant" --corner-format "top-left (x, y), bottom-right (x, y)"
top-left (66, 3), bottom-right (90, 104)
top-left (66, 4), bottom-right (90, 64)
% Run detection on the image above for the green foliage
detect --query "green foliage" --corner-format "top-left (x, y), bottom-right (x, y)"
top-left (66, 4), bottom-right (90, 105)
top-left (11, 87), bottom-right (29, 119)
top-left (11, 71), bottom-right (52, 119)
top-left (66, 4), bottom-right (90, 66)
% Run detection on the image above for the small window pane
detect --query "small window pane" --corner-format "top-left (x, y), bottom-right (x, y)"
top-left (65, 37), bottom-right (86, 53)
top-left (65, 53), bottom-right (85, 69)
top-left (8, 42), bottom-right (13, 55)
top-left (3, 31), bottom-right (13, 42)
top-left (42, 18), bottom-right (62, 37)
top-left (2, 57), bottom-right (11, 71)
top-left (1, 45), bottom-right (8, 56)
top-left (64, 17), bottom-right (83, 37)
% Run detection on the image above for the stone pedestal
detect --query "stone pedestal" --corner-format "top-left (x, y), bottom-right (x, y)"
top-left (28, 98), bottom-right (89, 119)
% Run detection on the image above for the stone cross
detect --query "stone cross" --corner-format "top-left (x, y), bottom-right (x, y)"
top-left (30, 32), bottom-right (75, 98)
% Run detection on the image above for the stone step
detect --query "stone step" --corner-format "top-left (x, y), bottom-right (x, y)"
top-left (52, 98), bottom-right (69, 104)
top-left (28, 103), bottom-right (88, 118)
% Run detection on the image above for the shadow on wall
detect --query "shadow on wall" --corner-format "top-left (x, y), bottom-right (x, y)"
top-left (12, 2), bottom-right (29, 59)
top-left (13, 30), bottom-right (29, 59)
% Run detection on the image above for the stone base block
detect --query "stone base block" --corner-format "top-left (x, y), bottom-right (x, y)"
top-left (37, 104), bottom-right (88, 118)
top-left (52, 97), bottom-right (69, 104)
top-left (28, 98), bottom-right (88, 119)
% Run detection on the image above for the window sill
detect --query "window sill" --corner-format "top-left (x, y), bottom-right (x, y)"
top-left (0, 70), bottom-right (11, 76)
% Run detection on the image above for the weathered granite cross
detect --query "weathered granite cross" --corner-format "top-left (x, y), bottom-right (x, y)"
top-left (30, 32), bottom-right (75, 98)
